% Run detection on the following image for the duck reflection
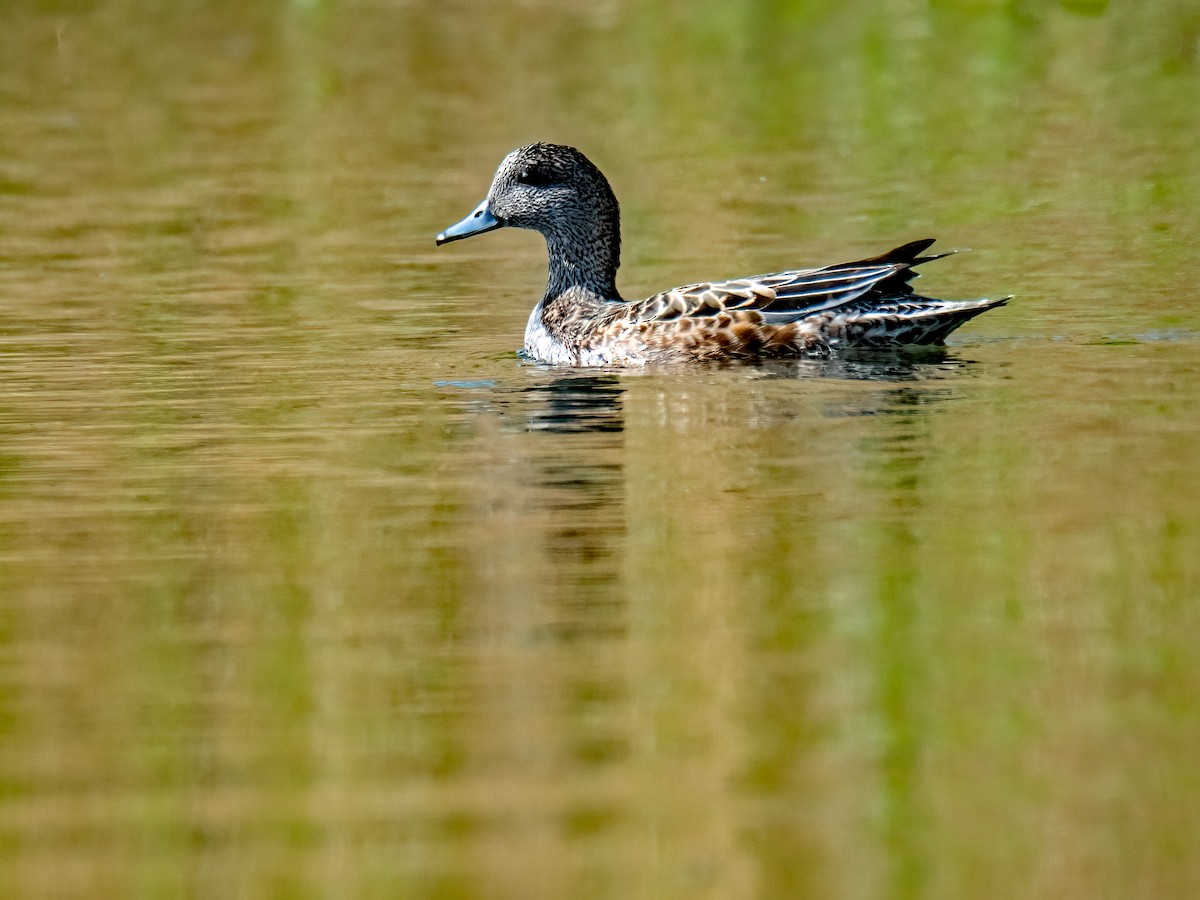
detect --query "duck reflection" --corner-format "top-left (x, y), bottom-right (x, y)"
top-left (452, 372), bottom-right (628, 633)
top-left (444, 348), bottom-right (974, 434)
top-left (738, 345), bottom-right (974, 384)
top-left (443, 352), bottom-right (973, 626)
top-left (509, 373), bottom-right (626, 434)
top-left (476, 374), bottom-right (628, 633)
top-left (438, 356), bottom-right (977, 864)
top-left (450, 372), bottom-right (632, 780)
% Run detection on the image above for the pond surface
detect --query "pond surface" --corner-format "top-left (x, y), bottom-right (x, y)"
top-left (1, 1), bottom-right (1199, 897)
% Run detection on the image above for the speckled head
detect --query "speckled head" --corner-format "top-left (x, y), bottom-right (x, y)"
top-left (437, 143), bottom-right (623, 298)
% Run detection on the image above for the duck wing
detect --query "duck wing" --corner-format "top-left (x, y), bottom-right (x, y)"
top-left (626, 239), bottom-right (948, 325)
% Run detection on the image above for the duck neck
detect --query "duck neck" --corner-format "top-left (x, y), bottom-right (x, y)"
top-left (541, 212), bottom-right (622, 306)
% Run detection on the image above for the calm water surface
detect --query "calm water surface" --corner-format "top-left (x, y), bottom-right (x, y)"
top-left (1, 1), bottom-right (1199, 897)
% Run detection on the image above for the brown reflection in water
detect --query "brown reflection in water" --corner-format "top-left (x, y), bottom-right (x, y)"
top-left (427, 374), bottom-right (632, 894)
top-left (500, 374), bottom-right (628, 638)
top-left (441, 367), bottom-right (966, 897)
top-left (469, 373), bottom-right (627, 597)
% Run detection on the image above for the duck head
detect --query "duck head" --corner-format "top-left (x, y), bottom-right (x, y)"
top-left (437, 143), bottom-right (622, 299)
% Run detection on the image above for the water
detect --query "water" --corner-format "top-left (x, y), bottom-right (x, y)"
top-left (1, 1), bottom-right (1198, 897)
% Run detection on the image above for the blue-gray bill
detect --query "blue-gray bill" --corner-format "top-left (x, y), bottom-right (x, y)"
top-left (436, 198), bottom-right (502, 245)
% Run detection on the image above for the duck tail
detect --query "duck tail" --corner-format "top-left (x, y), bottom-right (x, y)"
top-left (910, 295), bottom-right (1012, 344)
top-left (833, 238), bottom-right (940, 267)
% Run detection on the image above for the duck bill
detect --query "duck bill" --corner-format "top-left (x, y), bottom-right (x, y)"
top-left (436, 198), bottom-right (503, 245)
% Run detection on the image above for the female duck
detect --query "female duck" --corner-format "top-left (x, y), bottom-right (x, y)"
top-left (437, 143), bottom-right (1006, 366)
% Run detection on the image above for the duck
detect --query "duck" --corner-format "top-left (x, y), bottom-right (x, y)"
top-left (436, 143), bottom-right (1007, 366)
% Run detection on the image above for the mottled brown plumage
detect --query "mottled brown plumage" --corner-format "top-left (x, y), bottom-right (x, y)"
top-left (437, 143), bottom-right (1008, 366)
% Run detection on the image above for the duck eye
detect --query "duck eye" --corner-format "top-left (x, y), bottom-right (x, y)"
top-left (515, 165), bottom-right (557, 188)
